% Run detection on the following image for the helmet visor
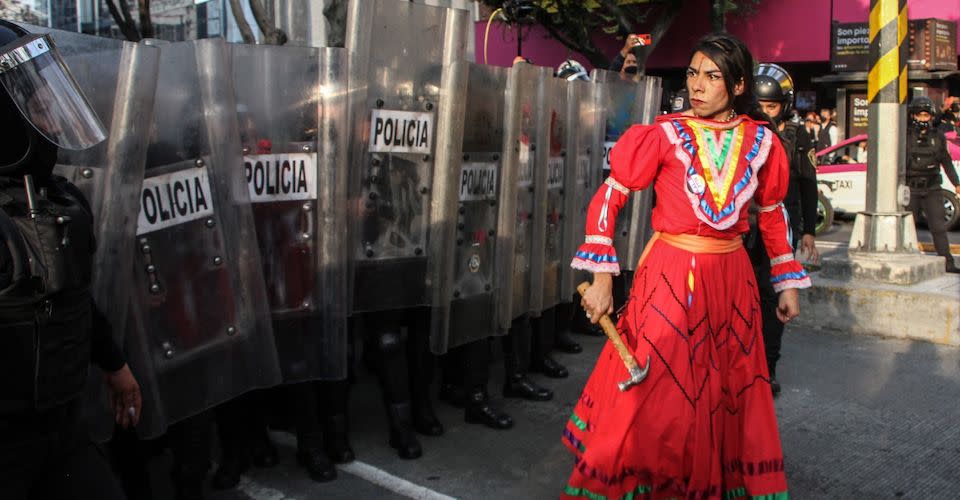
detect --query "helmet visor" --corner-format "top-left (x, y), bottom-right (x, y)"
top-left (0, 34), bottom-right (106, 150)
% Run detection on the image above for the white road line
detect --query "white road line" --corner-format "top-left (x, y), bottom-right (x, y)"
top-left (237, 475), bottom-right (295, 500)
top-left (337, 461), bottom-right (458, 500)
top-left (269, 431), bottom-right (457, 500)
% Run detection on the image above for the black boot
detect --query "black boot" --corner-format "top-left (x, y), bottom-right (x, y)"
top-left (408, 309), bottom-right (444, 436)
top-left (768, 364), bottom-right (781, 398)
top-left (296, 433), bottom-right (337, 483)
top-left (387, 402), bottom-right (423, 459)
top-left (249, 427), bottom-right (278, 468)
top-left (324, 414), bottom-right (356, 464)
top-left (529, 354), bottom-right (569, 378)
top-left (169, 413), bottom-right (212, 500)
top-left (554, 330), bottom-right (582, 354)
top-left (464, 387), bottom-right (513, 429)
top-left (211, 454), bottom-right (248, 490)
top-left (530, 313), bottom-right (569, 378)
top-left (947, 258), bottom-right (960, 274)
top-left (438, 382), bottom-right (466, 408)
top-left (503, 372), bottom-right (553, 401)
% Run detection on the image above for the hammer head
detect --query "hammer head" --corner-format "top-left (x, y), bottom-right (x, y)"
top-left (617, 356), bottom-right (651, 392)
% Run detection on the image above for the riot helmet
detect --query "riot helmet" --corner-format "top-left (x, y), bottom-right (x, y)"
top-left (909, 96), bottom-right (936, 131)
top-left (670, 88), bottom-right (690, 113)
top-left (556, 59), bottom-right (589, 82)
top-left (753, 63), bottom-right (794, 122)
top-left (0, 20), bottom-right (105, 176)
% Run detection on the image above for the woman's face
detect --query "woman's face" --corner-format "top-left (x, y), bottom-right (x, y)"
top-left (686, 51), bottom-right (741, 119)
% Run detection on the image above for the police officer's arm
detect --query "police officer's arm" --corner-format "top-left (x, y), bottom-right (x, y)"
top-left (936, 132), bottom-right (960, 188)
top-left (90, 303), bottom-right (125, 372)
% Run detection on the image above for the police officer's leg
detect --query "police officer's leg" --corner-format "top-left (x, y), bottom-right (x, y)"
top-left (501, 316), bottom-right (552, 401)
top-left (108, 427), bottom-right (152, 500)
top-left (552, 300), bottom-right (582, 353)
top-left (0, 411), bottom-right (55, 499)
top-left (750, 235), bottom-right (783, 396)
top-left (919, 188), bottom-right (958, 271)
top-left (321, 378), bottom-right (355, 464)
top-left (286, 382), bottom-right (336, 482)
top-left (212, 395), bottom-right (254, 489)
top-left (37, 419), bottom-right (126, 500)
top-left (462, 338), bottom-right (513, 430)
top-left (365, 310), bottom-right (422, 459)
top-left (406, 307), bottom-right (443, 436)
top-left (529, 307), bottom-right (569, 378)
top-left (438, 346), bottom-right (466, 407)
top-left (168, 411), bottom-right (213, 500)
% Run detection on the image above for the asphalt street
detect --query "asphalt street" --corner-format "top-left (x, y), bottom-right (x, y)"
top-left (142, 324), bottom-right (960, 500)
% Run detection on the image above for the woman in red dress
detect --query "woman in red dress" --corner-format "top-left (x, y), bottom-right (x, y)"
top-left (563, 33), bottom-right (809, 499)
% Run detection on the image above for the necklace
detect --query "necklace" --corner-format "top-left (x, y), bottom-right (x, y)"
top-left (695, 109), bottom-right (737, 122)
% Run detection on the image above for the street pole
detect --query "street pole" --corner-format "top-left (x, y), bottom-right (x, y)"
top-left (848, 0), bottom-right (914, 254)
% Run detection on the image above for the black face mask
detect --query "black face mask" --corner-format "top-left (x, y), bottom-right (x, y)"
top-left (911, 118), bottom-right (931, 133)
top-left (623, 65), bottom-right (638, 75)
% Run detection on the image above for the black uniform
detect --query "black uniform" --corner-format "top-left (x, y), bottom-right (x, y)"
top-left (747, 120), bottom-right (818, 385)
top-left (905, 125), bottom-right (960, 272)
top-left (0, 158), bottom-right (127, 500)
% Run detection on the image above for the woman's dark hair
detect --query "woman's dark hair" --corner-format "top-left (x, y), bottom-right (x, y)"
top-left (688, 33), bottom-right (767, 122)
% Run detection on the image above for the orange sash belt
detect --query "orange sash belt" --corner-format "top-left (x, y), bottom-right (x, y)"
top-left (636, 231), bottom-right (743, 269)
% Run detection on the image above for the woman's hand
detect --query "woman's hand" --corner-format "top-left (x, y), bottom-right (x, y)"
top-left (798, 234), bottom-right (820, 264)
top-left (776, 288), bottom-right (800, 324)
top-left (581, 273), bottom-right (614, 324)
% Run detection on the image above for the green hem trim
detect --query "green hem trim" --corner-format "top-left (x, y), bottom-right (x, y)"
top-left (569, 411), bottom-right (589, 431)
top-left (724, 487), bottom-right (789, 500)
top-left (564, 484), bottom-right (652, 500)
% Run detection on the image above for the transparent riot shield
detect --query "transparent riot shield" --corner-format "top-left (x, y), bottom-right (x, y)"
top-left (592, 70), bottom-right (663, 271)
top-left (127, 39), bottom-right (280, 439)
top-left (428, 62), bottom-right (512, 354)
top-left (559, 78), bottom-right (601, 305)
top-left (230, 43), bottom-right (348, 382)
top-left (530, 76), bottom-right (569, 315)
top-left (494, 63), bottom-right (549, 331)
top-left (345, 0), bottom-right (469, 313)
top-left (35, 29), bottom-right (160, 441)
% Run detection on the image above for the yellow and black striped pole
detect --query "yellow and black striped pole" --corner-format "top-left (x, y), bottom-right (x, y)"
top-left (851, 0), bottom-right (914, 253)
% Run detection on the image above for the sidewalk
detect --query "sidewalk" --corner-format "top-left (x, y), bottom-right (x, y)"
top-left (798, 241), bottom-right (960, 346)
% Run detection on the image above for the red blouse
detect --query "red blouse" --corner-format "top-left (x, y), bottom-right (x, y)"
top-left (571, 113), bottom-right (811, 292)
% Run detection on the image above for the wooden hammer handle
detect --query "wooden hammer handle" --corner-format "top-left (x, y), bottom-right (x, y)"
top-left (577, 282), bottom-right (640, 372)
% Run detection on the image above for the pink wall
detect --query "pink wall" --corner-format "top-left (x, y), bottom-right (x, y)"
top-left (475, 0), bottom-right (960, 70)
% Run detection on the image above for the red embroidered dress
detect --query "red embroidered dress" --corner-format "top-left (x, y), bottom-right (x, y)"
top-left (563, 113), bottom-right (810, 500)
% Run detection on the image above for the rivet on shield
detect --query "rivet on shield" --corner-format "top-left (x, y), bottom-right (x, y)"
top-left (150, 283), bottom-right (161, 294)
top-left (146, 264), bottom-right (156, 273)
top-left (302, 144), bottom-right (311, 152)
top-left (488, 229), bottom-right (495, 237)
top-left (489, 200), bottom-right (497, 207)
top-left (205, 218), bottom-right (216, 228)
top-left (414, 247), bottom-right (423, 256)
top-left (242, 147), bottom-right (250, 155)
top-left (457, 222), bottom-right (464, 230)
top-left (376, 99), bottom-right (384, 108)
top-left (365, 247), bottom-right (375, 258)
top-left (423, 155), bottom-right (431, 163)
top-left (530, 144), bottom-right (537, 152)
top-left (213, 256), bottom-right (223, 266)
top-left (301, 233), bottom-right (310, 241)
top-left (141, 244), bottom-right (151, 254)
top-left (468, 254), bottom-right (481, 273)
top-left (81, 168), bottom-right (94, 179)
top-left (302, 300), bottom-right (311, 309)
top-left (493, 153), bottom-right (500, 161)
top-left (458, 207), bottom-right (465, 215)
top-left (195, 159), bottom-right (205, 168)
top-left (420, 186), bottom-right (429, 194)
top-left (425, 102), bottom-right (434, 111)
top-left (139, 237), bottom-right (148, 245)
top-left (463, 154), bottom-right (470, 161)
top-left (453, 290), bottom-right (460, 298)
top-left (621, 230), bottom-right (628, 237)
top-left (586, 147), bottom-right (592, 155)
top-left (302, 202), bottom-right (312, 212)
top-left (226, 326), bottom-right (237, 336)
top-left (162, 342), bottom-right (174, 359)
top-left (561, 150), bottom-right (567, 157)
top-left (369, 191), bottom-right (378, 200)
top-left (484, 284), bottom-right (492, 292)
top-left (456, 238), bottom-right (463, 246)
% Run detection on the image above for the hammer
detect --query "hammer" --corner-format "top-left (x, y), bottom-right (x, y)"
top-left (578, 281), bottom-right (650, 392)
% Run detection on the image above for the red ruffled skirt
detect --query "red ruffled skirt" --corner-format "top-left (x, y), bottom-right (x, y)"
top-left (562, 236), bottom-right (788, 500)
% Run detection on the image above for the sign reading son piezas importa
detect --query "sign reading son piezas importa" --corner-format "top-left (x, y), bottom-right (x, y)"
top-left (137, 166), bottom-right (214, 236)
top-left (368, 109), bottom-right (434, 154)
top-left (244, 153), bottom-right (318, 203)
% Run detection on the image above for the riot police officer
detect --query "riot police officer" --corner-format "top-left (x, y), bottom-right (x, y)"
top-left (750, 63), bottom-right (820, 396)
top-left (906, 96), bottom-right (960, 273)
top-left (0, 20), bottom-right (140, 499)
